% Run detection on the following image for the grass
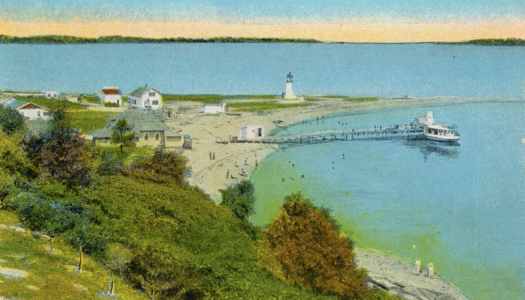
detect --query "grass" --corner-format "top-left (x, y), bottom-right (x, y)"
top-left (231, 102), bottom-right (309, 112)
top-left (163, 94), bottom-right (277, 104)
top-left (305, 97), bottom-right (319, 101)
top-left (343, 97), bottom-right (379, 102)
top-left (322, 95), bottom-right (344, 98)
top-left (68, 111), bottom-right (117, 134)
top-left (16, 96), bottom-right (83, 110)
top-left (0, 209), bottom-right (20, 226)
top-left (94, 145), bottom-right (156, 159)
top-left (0, 210), bottom-right (146, 300)
top-left (82, 95), bottom-right (99, 104)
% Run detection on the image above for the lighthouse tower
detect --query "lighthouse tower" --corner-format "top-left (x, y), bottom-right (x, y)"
top-left (283, 72), bottom-right (294, 99)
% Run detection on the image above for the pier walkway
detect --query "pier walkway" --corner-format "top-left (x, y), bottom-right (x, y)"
top-left (233, 125), bottom-right (426, 145)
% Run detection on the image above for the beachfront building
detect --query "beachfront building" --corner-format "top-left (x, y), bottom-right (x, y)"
top-left (239, 125), bottom-right (264, 140)
top-left (128, 85), bottom-right (163, 110)
top-left (3, 98), bottom-right (49, 120)
top-left (91, 109), bottom-right (183, 148)
top-left (199, 101), bottom-right (227, 114)
top-left (98, 87), bottom-right (122, 106)
top-left (42, 91), bottom-right (59, 98)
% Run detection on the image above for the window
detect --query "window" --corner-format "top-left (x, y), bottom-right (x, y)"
top-left (155, 133), bottom-right (160, 140)
top-left (37, 111), bottom-right (41, 116)
top-left (149, 92), bottom-right (155, 97)
top-left (145, 133), bottom-right (149, 141)
top-left (152, 100), bottom-right (158, 105)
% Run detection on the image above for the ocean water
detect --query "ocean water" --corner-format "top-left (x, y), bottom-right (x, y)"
top-left (250, 102), bottom-right (525, 300)
top-left (1, 43), bottom-right (524, 99)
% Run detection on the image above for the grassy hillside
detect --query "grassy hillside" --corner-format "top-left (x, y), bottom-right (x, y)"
top-left (0, 211), bottom-right (146, 300)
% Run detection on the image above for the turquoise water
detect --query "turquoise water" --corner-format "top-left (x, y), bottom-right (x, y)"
top-left (251, 102), bottom-right (525, 300)
top-left (1, 43), bottom-right (524, 99)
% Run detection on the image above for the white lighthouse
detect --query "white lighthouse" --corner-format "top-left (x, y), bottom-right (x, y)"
top-left (284, 72), bottom-right (294, 99)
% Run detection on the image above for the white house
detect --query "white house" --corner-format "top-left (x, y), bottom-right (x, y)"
top-left (5, 99), bottom-right (49, 120)
top-left (128, 85), bottom-right (163, 110)
top-left (99, 87), bottom-right (122, 106)
top-left (42, 91), bottom-right (59, 98)
top-left (199, 101), bottom-right (226, 114)
top-left (239, 125), bottom-right (264, 140)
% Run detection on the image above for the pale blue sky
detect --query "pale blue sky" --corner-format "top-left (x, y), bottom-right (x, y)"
top-left (2, 0), bottom-right (524, 23)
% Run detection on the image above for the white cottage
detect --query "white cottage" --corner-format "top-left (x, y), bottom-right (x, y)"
top-left (99, 87), bottom-right (122, 106)
top-left (199, 101), bottom-right (226, 114)
top-left (5, 99), bottom-right (49, 120)
top-left (128, 86), bottom-right (163, 110)
top-left (239, 125), bottom-right (264, 140)
top-left (42, 91), bottom-right (59, 98)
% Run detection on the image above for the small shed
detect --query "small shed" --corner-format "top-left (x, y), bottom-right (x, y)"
top-left (239, 125), bottom-right (264, 140)
top-left (200, 101), bottom-right (226, 114)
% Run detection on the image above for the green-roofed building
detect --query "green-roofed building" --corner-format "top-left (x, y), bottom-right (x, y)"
top-left (1, 96), bottom-right (50, 120)
top-left (128, 85), bottom-right (163, 110)
top-left (90, 108), bottom-right (183, 148)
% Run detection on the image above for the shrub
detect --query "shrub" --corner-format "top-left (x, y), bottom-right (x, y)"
top-left (126, 149), bottom-right (186, 184)
top-left (256, 193), bottom-right (373, 299)
top-left (104, 102), bottom-right (120, 107)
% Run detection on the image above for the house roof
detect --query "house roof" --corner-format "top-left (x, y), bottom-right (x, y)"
top-left (129, 87), bottom-right (160, 97)
top-left (0, 94), bottom-right (16, 104)
top-left (7, 99), bottom-right (29, 109)
top-left (91, 108), bottom-right (173, 138)
top-left (102, 88), bottom-right (121, 95)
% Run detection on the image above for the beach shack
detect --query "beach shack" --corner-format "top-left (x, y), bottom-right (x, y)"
top-left (199, 101), bottom-right (226, 114)
top-left (99, 87), bottom-right (122, 106)
top-left (3, 99), bottom-right (49, 120)
top-left (128, 85), bottom-right (163, 110)
top-left (91, 109), bottom-right (182, 148)
top-left (182, 134), bottom-right (192, 149)
top-left (42, 91), bottom-right (59, 98)
top-left (239, 125), bottom-right (264, 140)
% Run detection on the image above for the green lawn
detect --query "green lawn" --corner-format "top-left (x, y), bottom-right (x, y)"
top-left (68, 111), bottom-right (117, 134)
top-left (343, 97), bottom-right (379, 102)
top-left (0, 210), bottom-right (146, 300)
top-left (16, 96), bottom-right (83, 110)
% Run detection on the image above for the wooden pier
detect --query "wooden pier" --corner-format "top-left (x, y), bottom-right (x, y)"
top-left (232, 125), bottom-right (426, 145)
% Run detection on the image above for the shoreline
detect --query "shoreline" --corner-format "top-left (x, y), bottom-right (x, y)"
top-left (167, 96), bottom-right (511, 300)
top-left (171, 96), bottom-right (513, 201)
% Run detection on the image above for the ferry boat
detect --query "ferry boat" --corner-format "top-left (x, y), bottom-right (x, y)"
top-left (417, 112), bottom-right (459, 143)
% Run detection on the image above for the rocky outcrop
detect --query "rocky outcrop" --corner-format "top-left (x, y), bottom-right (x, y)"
top-left (355, 248), bottom-right (468, 300)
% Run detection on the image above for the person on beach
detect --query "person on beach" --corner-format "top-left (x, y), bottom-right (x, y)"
top-left (414, 258), bottom-right (421, 275)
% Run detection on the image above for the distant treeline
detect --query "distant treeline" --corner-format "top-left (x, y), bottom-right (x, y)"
top-left (0, 34), bottom-right (320, 44)
top-left (439, 38), bottom-right (525, 46)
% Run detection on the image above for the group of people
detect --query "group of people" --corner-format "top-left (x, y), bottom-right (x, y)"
top-left (414, 258), bottom-right (434, 277)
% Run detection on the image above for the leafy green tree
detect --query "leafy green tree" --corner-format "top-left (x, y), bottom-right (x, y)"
top-left (127, 247), bottom-right (179, 300)
top-left (256, 193), bottom-right (373, 299)
top-left (111, 118), bottom-right (135, 154)
top-left (41, 108), bottom-right (91, 187)
top-left (128, 150), bottom-right (186, 184)
top-left (220, 180), bottom-right (255, 222)
top-left (104, 243), bottom-right (132, 296)
top-left (0, 106), bottom-right (25, 135)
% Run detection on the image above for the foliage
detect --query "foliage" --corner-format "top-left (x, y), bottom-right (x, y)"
top-left (111, 118), bottom-right (135, 154)
top-left (104, 101), bottom-right (120, 107)
top-left (104, 243), bottom-right (133, 295)
top-left (0, 34), bottom-right (321, 44)
top-left (440, 38), bottom-right (525, 46)
top-left (220, 180), bottom-right (255, 222)
top-left (41, 109), bottom-right (90, 187)
top-left (256, 193), bottom-right (373, 299)
top-left (343, 97), bottom-right (379, 102)
top-left (0, 132), bottom-right (39, 206)
top-left (0, 106), bottom-right (26, 135)
top-left (126, 150), bottom-right (186, 184)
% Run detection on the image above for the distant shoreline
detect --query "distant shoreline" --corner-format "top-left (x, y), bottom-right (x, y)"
top-left (1, 35), bottom-right (524, 45)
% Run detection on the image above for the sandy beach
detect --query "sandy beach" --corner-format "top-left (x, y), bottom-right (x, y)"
top-left (167, 97), bottom-right (505, 202)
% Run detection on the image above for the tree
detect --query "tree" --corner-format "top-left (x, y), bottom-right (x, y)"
top-left (111, 118), bottom-right (135, 153)
top-left (104, 243), bottom-right (132, 296)
top-left (0, 106), bottom-right (25, 135)
top-left (220, 180), bottom-right (255, 222)
top-left (129, 150), bottom-right (186, 184)
top-left (127, 247), bottom-right (179, 300)
top-left (256, 193), bottom-right (373, 299)
top-left (40, 108), bottom-right (91, 187)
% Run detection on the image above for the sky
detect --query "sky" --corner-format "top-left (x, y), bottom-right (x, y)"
top-left (1, 0), bottom-right (524, 42)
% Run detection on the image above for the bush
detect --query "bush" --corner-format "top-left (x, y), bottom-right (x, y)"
top-left (125, 150), bottom-right (186, 184)
top-left (256, 193), bottom-right (373, 299)
top-left (104, 102), bottom-right (120, 107)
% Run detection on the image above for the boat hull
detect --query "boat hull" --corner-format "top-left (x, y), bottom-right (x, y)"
top-left (424, 133), bottom-right (459, 143)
